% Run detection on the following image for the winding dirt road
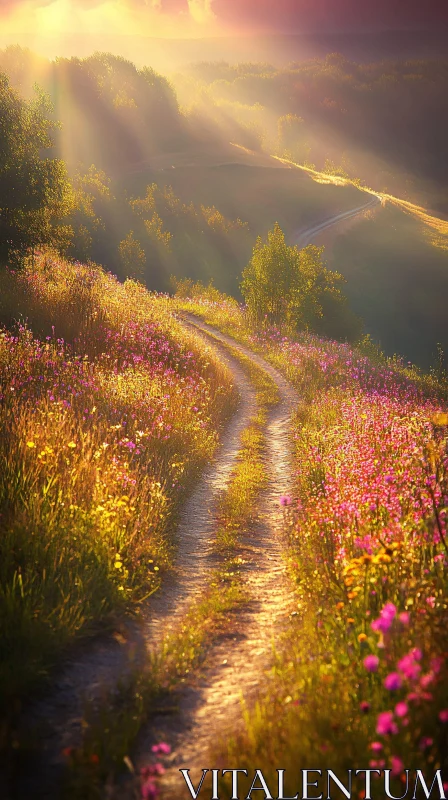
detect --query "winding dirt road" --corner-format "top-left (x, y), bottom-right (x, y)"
top-left (133, 317), bottom-right (298, 799)
top-left (16, 185), bottom-right (378, 797)
top-left (295, 194), bottom-right (381, 247)
top-left (18, 318), bottom-right (296, 799)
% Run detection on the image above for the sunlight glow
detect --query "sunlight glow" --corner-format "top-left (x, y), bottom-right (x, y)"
top-left (0, 0), bottom-right (220, 40)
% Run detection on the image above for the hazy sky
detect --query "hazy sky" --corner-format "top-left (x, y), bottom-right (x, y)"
top-left (0, 0), bottom-right (447, 39)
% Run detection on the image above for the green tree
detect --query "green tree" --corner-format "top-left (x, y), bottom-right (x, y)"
top-left (67, 165), bottom-right (113, 262)
top-left (0, 75), bottom-right (73, 264)
top-left (241, 222), bottom-right (359, 339)
top-left (118, 231), bottom-right (146, 280)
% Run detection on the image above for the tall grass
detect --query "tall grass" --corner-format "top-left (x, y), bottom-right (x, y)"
top-left (0, 252), bottom-right (237, 715)
top-left (61, 330), bottom-right (280, 799)
top-left (174, 287), bottom-right (448, 791)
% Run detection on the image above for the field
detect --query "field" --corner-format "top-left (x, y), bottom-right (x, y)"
top-left (0, 255), bottom-right (447, 798)
top-left (1, 35), bottom-right (448, 800)
top-left (171, 288), bottom-right (448, 798)
top-left (0, 253), bottom-right (237, 717)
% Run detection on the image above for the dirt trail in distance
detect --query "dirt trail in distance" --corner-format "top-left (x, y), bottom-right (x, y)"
top-left (134, 317), bottom-right (298, 799)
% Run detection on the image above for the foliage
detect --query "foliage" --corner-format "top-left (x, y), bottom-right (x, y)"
top-left (0, 74), bottom-right (73, 265)
top-left (241, 222), bottom-right (361, 340)
top-left (118, 231), bottom-right (147, 279)
top-left (219, 335), bottom-right (448, 789)
top-left (181, 55), bottom-right (448, 207)
top-left (277, 113), bottom-right (310, 164)
top-left (66, 166), bottom-right (114, 263)
top-left (0, 252), bottom-right (237, 714)
top-left (173, 290), bottom-right (448, 788)
top-left (60, 327), bottom-right (278, 799)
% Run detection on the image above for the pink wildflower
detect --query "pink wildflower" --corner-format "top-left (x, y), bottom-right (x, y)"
top-left (398, 653), bottom-right (421, 681)
top-left (398, 612), bottom-right (410, 626)
top-left (439, 710), bottom-right (448, 723)
top-left (370, 742), bottom-right (383, 752)
top-left (395, 701), bottom-right (408, 718)
top-left (141, 780), bottom-right (158, 800)
top-left (391, 756), bottom-right (404, 776)
top-left (384, 672), bottom-right (402, 691)
top-left (151, 742), bottom-right (171, 755)
top-left (371, 602), bottom-right (397, 633)
top-left (364, 654), bottom-right (379, 672)
top-left (376, 711), bottom-right (398, 736)
top-left (420, 673), bottom-right (434, 689)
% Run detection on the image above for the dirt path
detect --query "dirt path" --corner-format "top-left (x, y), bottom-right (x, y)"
top-left (295, 194), bottom-right (380, 246)
top-left (133, 318), bottom-right (298, 799)
top-left (16, 328), bottom-right (257, 799)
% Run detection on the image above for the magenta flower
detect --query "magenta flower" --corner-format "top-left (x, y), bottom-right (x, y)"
top-left (364, 654), bottom-right (379, 673)
top-left (398, 612), bottom-right (410, 626)
top-left (279, 495), bottom-right (292, 507)
top-left (391, 756), bottom-right (404, 776)
top-left (384, 672), bottom-right (402, 691)
top-left (426, 596), bottom-right (436, 608)
top-left (151, 742), bottom-right (171, 755)
top-left (376, 711), bottom-right (398, 736)
top-left (398, 653), bottom-right (421, 681)
top-left (371, 602), bottom-right (397, 633)
top-left (141, 779), bottom-right (158, 800)
top-left (370, 742), bottom-right (383, 752)
top-left (395, 701), bottom-right (408, 717)
top-left (439, 710), bottom-right (448, 723)
top-left (420, 673), bottom-right (434, 688)
top-left (360, 701), bottom-right (370, 713)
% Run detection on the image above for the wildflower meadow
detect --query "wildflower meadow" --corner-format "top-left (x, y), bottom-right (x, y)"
top-left (0, 253), bottom-right (236, 716)
top-left (175, 286), bottom-right (448, 793)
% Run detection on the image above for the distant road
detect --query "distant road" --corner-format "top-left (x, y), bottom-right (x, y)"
top-left (295, 194), bottom-right (381, 247)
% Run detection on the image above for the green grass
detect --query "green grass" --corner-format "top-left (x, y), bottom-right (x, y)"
top-left (60, 325), bottom-right (280, 799)
top-left (0, 254), bottom-right (238, 727)
top-left (173, 290), bottom-right (448, 794)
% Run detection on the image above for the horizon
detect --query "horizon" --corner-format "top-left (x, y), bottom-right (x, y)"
top-left (0, 0), bottom-right (447, 50)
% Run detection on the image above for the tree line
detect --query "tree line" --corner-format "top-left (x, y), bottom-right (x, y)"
top-left (176, 54), bottom-right (448, 209)
top-left (0, 65), bottom-right (359, 344)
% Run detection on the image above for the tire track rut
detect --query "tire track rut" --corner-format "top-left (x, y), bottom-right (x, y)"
top-left (133, 317), bottom-right (297, 799)
top-left (15, 328), bottom-right (257, 799)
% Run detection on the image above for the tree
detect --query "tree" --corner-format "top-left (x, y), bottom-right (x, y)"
top-left (67, 165), bottom-right (113, 263)
top-left (118, 231), bottom-right (146, 280)
top-left (241, 222), bottom-right (359, 340)
top-left (277, 114), bottom-right (310, 164)
top-left (0, 75), bottom-right (73, 265)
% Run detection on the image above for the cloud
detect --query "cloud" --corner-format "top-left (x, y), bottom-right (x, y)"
top-left (187, 0), bottom-right (214, 24)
